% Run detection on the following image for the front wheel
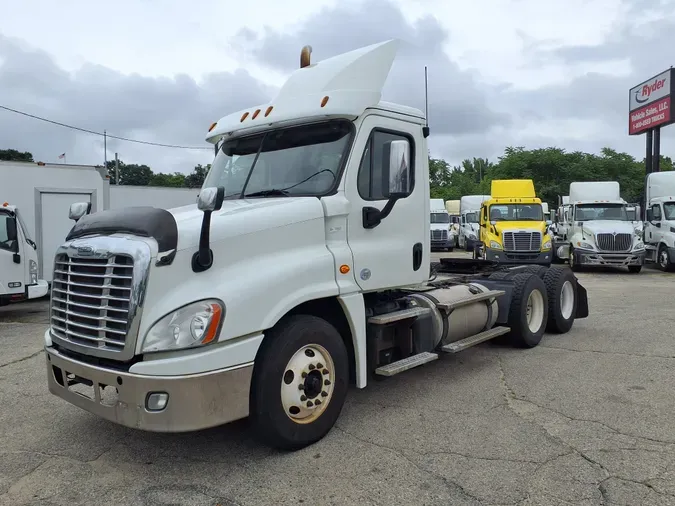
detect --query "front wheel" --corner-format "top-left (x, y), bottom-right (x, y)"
top-left (657, 246), bottom-right (673, 272)
top-left (628, 265), bottom-right (642, 274)
top-left (250, 314), bottom-right (349, 450)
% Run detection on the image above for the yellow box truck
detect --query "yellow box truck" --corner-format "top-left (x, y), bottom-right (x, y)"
top-left (475, 179), bottom-right (552, 265)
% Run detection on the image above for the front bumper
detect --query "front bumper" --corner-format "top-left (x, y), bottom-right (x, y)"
top-left (574, 249), bottom-right (645, 266)
top-left (431, 239), bottom-right (454, 249)
top-left (485, 248), bottom-right (552, 265)
top-left (46, 346), bottom-right (253, 432)
top-left (28, 280), bottom-right (49, 299)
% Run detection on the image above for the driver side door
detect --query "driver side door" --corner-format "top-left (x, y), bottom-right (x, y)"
top-left (0, 212), bottom-right (25, 298)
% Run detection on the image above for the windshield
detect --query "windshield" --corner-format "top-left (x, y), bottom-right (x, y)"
top-left (664, 202), bottom-right (675, 220)
top-left (626, 209), bottom-right (636, 221)
top-left (465, 212), bottom-right (478, 224)
top-left (489, 204), bottom-right (543, 221)
top-left (202, 120), bottom-right (353, 198)
top-left (430, 212), bottom-right (450, 224)
top-left (575, 203), bottom-right (628, 222)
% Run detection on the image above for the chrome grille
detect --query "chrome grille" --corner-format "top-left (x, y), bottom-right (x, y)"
top-left (503, 231), bottom-right (542, 252)
top-left (596, 233), bottom-right (632, 252)
top-left (50, 254), bottom-right (134, 353)
top-left (431, 229), bottom-right (448, 240)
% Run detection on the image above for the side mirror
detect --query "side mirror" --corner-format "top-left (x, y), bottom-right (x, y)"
top-left (383, 139), bottom-right (411, 198)
top-left (655, 221), bottom-right (662, 228)
top-left (197, 187), bottom-right (225, 212)
top-left (69, 202), bottom-right (92, 222)
top-left (193, 186), bottom-right (225, 272)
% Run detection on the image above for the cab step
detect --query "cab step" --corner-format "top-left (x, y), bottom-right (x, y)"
top-left (435, 290), bottom-right (504, 312)
top-left (368, 306), bottom-right (432, 325)
top-left (374, 352), bottom-right (438, 376)
top-left (441, 326), bottom-right (510, 353)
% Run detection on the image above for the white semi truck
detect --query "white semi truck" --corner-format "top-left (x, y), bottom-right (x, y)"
top-left (644, 171), bottom-right (675, 271)
top-left (458, 195), bottom-right (490, 251)
top-left (43, 40), bottom-right (589, 450)
top-left (429, 198), bottom-right (453, 251)
top-left (0, 202), bottom-right (49, 305)
top-left (552, 181), bottom-right (644, 272)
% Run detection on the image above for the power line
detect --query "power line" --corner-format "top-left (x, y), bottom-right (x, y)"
top-left (0, 104), bottom-right (212, 150)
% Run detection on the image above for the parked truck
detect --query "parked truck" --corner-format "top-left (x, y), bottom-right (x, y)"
top-left (644, 171), bottom-right (675, 271)
top-left (458, 195), bottom-right (489, 251)
top-left (43, 40), bottom-right (589, 451)
top-left (475, 180), bottom-right (552, 265)
top-left (552, 181), bottom-right (644, 272)
top-left (430, 198), bottom-right (453, 251)
top-left (0, 202), bottom-right (48, 305)
top-left (445, 199), bottom-right (461, 247)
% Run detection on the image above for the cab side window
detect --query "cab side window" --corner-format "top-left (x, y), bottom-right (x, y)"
top-left (0, 214), bottom-right (16, 252)
top-left (652, 204), bottom-right (662, 221)
top-left (357, 130), bottom-right (414, 201)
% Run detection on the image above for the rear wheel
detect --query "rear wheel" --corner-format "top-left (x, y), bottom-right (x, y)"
top-left (507, 273), bottom-right (549, 348)
top-left (657, 245), bottom-right (673, 271)
top-left (250, 314), bottom-right (349, 451)
top-left (543, 267), bottom-right (577, 333)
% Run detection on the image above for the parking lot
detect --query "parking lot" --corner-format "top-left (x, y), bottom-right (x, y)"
top-left (1, 253), bottom-right (675, 506)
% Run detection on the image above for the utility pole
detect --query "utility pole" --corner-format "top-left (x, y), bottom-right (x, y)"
top-left (104, 130), bottom-right (108, 171)
top-left (115, 152), bottom-right (120, 185)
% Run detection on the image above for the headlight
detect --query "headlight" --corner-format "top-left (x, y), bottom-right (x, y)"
top-left (633, 241), bottom-right (645, 250)
top-left (577, 241), bottom-right (594, 250)
top-left (468, 232), bottom-right (477, 240)
top-left (542, 240), bottom-right (552, 250)
top-left (29, 260), bottom-right (38, 283)
top-left (141, 299), bottom-right (224, 353)
top-left (489, 241), bottom-right (502, 249)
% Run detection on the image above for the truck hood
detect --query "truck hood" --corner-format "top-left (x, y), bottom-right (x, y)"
top-left (169, 197), bottom-right (325, 251)
top-left (576, 220), bottom-right (636, 236)
top-left (493, 221), bottom-right (545, 234)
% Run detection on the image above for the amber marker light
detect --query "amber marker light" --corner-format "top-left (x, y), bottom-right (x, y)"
top-left (240, 112), bottom-right (249, 122)
top-left (200, 303), bottom-right (224, 345)
top-left (321, 96), bottom-right (329, 107)
top-left (339, 265), bottom-right (350, 274)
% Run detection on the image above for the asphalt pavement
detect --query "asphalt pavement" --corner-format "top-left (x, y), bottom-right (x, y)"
top-left (1, 253), bottom-right (675, 505)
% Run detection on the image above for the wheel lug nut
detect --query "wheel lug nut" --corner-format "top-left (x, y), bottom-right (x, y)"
top-left (317, 363), bottom-right (324, 369)
top-left (315, 400), bottom-right (322, 405)
top-left (322, 369), bottom-right (329, 375)
top-left (307, 401), bottom-right (314, 407)
top-left (298, 384), bottom-right (305, 390)
top-left (300, 395), bottom-right (307, 401)
top-left (324, 379), bottom-right (331, 386)
top-left (301, 372), bottom-right (307, 378)
top-left (321, 391), bottom-right (328, 397)
top-left (309, 364), bottom-right (316, 370)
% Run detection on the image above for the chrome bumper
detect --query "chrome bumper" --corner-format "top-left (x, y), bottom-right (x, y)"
top-left (575, 250), bottom-right (645, 266)
top-left (46, 346), bottom-right (253, 432)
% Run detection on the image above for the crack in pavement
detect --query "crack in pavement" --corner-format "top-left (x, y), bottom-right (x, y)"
top-left (539, 344), bottom-right (675, 360)
top-left (0, 349), bottom-right (44, 369)
top-left (497, 354), bottom-right (675, 505)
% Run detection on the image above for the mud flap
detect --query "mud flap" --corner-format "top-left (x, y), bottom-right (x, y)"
top-left (574, 280), bottom-right (589, 319)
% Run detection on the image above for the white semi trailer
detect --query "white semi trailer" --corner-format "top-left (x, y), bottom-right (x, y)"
top-left (552, 181), bottom-right (644, 272)
top-left (644, 171), bottom-right (675, 271)
top-left (43, 40), bottom-right (589, 450)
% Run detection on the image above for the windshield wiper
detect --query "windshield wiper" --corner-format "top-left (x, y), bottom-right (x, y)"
top-left (244, 189), bottom-right (290, 198)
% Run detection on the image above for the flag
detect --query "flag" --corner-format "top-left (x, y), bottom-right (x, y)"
top-left (58, 153), bottom-right (65, 159)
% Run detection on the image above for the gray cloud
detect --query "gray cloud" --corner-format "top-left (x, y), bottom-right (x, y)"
top-left (0, 34), bottom-right (275, 172)
top-left (230, 0), bottom-right (510, 137)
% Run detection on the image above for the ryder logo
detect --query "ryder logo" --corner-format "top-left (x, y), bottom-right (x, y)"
top-left (635, 78), bottom-right (667, 104)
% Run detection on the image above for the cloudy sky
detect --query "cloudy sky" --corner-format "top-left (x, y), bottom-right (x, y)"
top-left (1, 0), bottom-right (674, 174)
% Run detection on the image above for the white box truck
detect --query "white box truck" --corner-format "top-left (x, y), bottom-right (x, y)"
top-left (0, 202), bottom-right (49, 305)
top-left (552, 181), bottom-right (644, 272)
top-left (429, 198), bottom-right (453, 250)
top-left (644, 171), bottom-right (675, 271)
top-left (43, 40), bottom-right (589, 451)
top-left (458, 195), bottom-right (490, 251)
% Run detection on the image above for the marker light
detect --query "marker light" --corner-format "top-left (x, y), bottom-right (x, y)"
top-left (208, 122), bottom-right (217, 132)
top-left (240, 112), bottom-right (249, 122)
top-left (252, 109), bottom-right (261, 119)
top-left (265, 106), bottom-right (273, 117)
top-left (321, 96), bottom-right (329, 107)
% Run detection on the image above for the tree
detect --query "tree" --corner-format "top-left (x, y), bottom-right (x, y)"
top-left (185, 164), bottom-right (210, 188)
top-left (105, 160), bottom-right (153, 186)
top-left (0, 149), bottom-right (33, 162)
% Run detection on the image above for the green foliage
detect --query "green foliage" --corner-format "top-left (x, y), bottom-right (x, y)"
top-left (105, 159), bottom-right (209, 188)
top-left (0, 149), bottom-right (33, 162)
top-left (432, 146), bottom-right (673, 208)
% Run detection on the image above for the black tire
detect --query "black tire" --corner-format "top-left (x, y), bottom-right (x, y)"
top-left (543, 267), bottom-right (577, 334)
top-left (488, 271), bottom-right (512, 281)
top-left (506, 273), bottom-right (549, 348)
top-left (657, 245), bottom-right (674, 272)
top-left (568, 246), bottom-right (580, 272)
top-left (627, 265), bottom-right (642, 274)
top-left (250, 314), bottom-right (349, 451)
top-left (510, 265), bottom-right (549, 278)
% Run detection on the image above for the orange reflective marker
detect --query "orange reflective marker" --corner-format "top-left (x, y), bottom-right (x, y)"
top-left (339, 265), bottom-right (350, 274)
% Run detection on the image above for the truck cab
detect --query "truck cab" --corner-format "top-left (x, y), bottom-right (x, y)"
top-left (553, 181), bottom-right (644, 272)
top-left (458, 195), bottom-right (489, 251)
top-left (644, 171), bottom-right (675, 271)
top-left (476, 180), bottom-right (552, 265)
top-left (445, 199), bottom-right (461, 248)
top-left (0, 202), bottom-right (48, 305)
top-left (42, 40), bottom-right (588, 451)
top-left (429, 198), bottom-right (453, 251)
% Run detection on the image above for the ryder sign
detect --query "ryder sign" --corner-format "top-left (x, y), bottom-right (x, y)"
top-left (629, 69), bottom-right (675, 135)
